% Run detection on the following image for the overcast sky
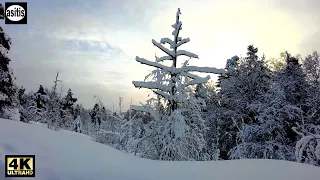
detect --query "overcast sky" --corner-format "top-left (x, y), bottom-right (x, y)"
top-left (2, 0), bottom-right (320, 111)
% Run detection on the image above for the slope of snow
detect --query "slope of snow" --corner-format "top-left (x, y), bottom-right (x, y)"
top-left (0, 118), bottom-right (319, 180)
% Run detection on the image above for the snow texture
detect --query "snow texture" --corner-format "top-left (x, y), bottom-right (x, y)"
top-left (3, 107), bottom-right (20, 121)
top-left (176, 50), bottom-right (199, 58)
top-left (177, 66), bottom-right (226, 74)
top-left (132, 81), bottom-right (171, 92)
top-left (0, 119), bottom-right (320, 180)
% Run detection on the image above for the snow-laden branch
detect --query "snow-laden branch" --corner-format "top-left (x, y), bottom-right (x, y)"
top-left (160, 38), bottom-right (175, 49)
top-left (178, 66), bottom-right (226, 74)
top-left (185, 72), bottom-right (204, 80)
top-left (132, 81), bottom-right (171, 92)
top-left (156, 55), bottom-right (173, 62)
top-left (136, 56), bottom-right (172, 72)
top-left (295, 134), bottom-right (320, 162)
top-left (130, 105), bottom-right (149, 113)
top-left (172, 21), bottom-right (182, 39)
top-left (187, 75), bottom-right (210, 86)
top-left (176, 38), bottom-right (190, 48)
top-left (152, 39), bottom-right (175, 57)
top-left (176, 50), bottom-right (198, 58)
top-left (153, 90), bottom-right (171, 100)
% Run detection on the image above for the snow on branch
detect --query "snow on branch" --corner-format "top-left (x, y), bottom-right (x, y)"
top-left (176, 38), bottom-right (190, 48)
top-left (178, 66), bottom-right (226, 74)
top-left (152, 39), bottom-right (175, 57)
top-left (160, 38), bottom-right (175, 49)
top-left (185, 72), bottom-right (204, 80)
top-left (172, 21), bottom-right (182, 39)
top-left (187, 75), bottom-right (210, 86)
top-left (153, 90), bottom-right (171, 100)
top-left (176, 50), bottom-right (198, 58)
top-left (132, 81), bottom-right (171, 92)
top-left (156, 55), bottom-right (173, 62)
top-left (295, 134), bottom-right (320, 162)
top-left (136, 56), bottom-right (172, 72)
top-left (130, 105), bottom-right (149, 113)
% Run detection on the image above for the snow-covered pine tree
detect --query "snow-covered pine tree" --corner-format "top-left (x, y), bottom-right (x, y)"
top-left (62, 88), bottom-right (77, 115)
top-left (205, 55), bottom-right (240, 160)
top-left (74, 103), bottom-right (92, 135)
top-left (292, 51), bottom-right (320, 166)
top-left (303, 51), bottom-right (320, 124)
top-left (21, 91), bottom-right (38, 122)
top-left (217, 55), bottom-right (241, 108)
top-left (198, 81), bottom-right (221, 160)
top-left (45, 72), bottom-right (63, 130)
top-left (16, 86), bottom-right (29, 122)
top-left (35, 85), bottom-right (49, 118)
top-left (71, 115), bottom-right (82, 133)
top-left (194, 83), bottom-right (207, 111)
top-left (90, 103), bottom-right (101, 130)
top-left (277, 52), bottom-right (309, 145)
top-left (60, 88), bottom-right (78, 128)
top-left (279, 52), bottom-right (308, 106)
top-left (216, 46), bottom-right (273, 160)
top-left (131, 8), bottom-right (225, 161)
top-left (0, 5), bottom-right (17, 119)
top-left (229, 82), bottom-right (297, 160)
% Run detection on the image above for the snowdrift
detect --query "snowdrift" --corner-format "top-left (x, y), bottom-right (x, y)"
top-left (0, 118), bottom-right (319, 180)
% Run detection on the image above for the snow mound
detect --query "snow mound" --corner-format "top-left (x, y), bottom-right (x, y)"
top-left (0, 118), bottom-right (319, 180)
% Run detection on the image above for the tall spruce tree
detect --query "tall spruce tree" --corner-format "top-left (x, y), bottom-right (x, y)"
top-left (131, 8), bottom-right (225, 160)
top-left (277, 52), bottom-right (309, 144)
top-left (60, 88), bottom-right (78, 128)
top-left (215, 45), bottom-right (273, 159)
top-left (62, 88), bottom-right (77, 114)
top-left (279, 52), bottom-right (308, 106)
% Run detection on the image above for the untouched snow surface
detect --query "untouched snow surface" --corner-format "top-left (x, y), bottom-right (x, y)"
top-left (0, 118), bottom-right (319, 180)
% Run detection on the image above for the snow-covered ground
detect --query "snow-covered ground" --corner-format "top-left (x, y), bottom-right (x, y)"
top-left (0, 119), bottom-right (319, 180)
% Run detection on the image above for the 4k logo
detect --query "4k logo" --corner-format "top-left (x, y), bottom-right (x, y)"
top-left (4, 2), bottom-right (27, 24)
top-left (5, 155), bottom-right (35, 177)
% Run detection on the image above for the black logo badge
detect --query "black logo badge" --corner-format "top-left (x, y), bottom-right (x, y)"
top-left (5, 155), bottom-right (35, 177)
top-left (5, 2), bottom-right (27, 24)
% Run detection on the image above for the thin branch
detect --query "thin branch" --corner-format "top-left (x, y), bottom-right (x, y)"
top-left (176, 38), bottom-right (190, 48)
